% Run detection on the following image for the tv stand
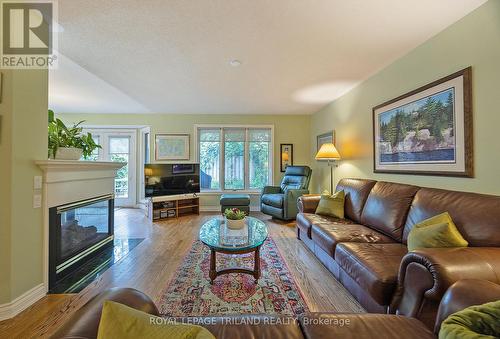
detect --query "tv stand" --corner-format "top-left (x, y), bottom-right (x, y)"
top-left (147, 194), bottom-right (200, 221)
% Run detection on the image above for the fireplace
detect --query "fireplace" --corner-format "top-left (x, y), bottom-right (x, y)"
top-left (48, 194), bottom-right (114, 292)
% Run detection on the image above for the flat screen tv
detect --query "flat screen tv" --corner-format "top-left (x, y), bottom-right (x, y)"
top-left (144, 164), bottom-right (200, 197)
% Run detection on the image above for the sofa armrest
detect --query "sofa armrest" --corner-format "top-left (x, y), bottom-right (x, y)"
top-left (50, 288), bottom-right (159, 339)
top-left (297, 194), bottom-right (321, 213)
top-left (283, 188), bottom-right (309, 219)
top-left (392, 247), bottom-right (500, 327)
top-left (434, 279), bottom-right (500, 333)
top-left (262, 186), bottom-right (282, 195)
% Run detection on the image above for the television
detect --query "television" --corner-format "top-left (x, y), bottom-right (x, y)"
top-left (144, 164), bottom-right (200, 197)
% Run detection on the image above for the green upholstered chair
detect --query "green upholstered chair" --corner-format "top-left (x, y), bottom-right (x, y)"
top-left (260, 166), bottom-right (312, 220)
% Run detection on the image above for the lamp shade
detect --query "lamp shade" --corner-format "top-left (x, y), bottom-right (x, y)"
top-left (144, 168), bottom-right (153, 176)
top-left (315, 143), bottom-right (341, 160)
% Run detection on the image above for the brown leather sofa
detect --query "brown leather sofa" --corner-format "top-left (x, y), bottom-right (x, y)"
top-left (51, 279), bottom-right (500, 338)
top-left (296, 178), bottom-right (500, 329)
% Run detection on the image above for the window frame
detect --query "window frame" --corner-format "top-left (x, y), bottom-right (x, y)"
top-left (195, 124), bottom-right (274, 193)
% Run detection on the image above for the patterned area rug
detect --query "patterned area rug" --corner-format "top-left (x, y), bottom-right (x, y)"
top-left (158, 238), bottom-right (309, 317)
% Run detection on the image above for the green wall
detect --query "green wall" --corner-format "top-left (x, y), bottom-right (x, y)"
top-left (57, 113), bottom-right (312, 207)
top-left (0, 69), bottom-right (48, 303)
top-left (310, 0), bottom-right (500, 195)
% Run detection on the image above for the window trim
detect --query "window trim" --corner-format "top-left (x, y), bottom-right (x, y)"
top-left (194, 124), bottom-right (275, 192)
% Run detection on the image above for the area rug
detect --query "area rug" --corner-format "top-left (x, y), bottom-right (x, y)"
top-left (158, 238), bottom-right (309, 317)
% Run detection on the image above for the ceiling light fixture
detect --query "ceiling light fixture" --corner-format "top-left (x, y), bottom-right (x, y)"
top-left (229, 59), bottom-right (242, 67)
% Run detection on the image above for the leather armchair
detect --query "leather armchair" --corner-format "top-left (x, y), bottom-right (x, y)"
top-left (50, 288), bottom-right (159, 338)
top-left (391, 247), bottom-right (500, 329)
top-left (50, 280), bottom-right (500, 338)
top-left (261, 166), bottom-right (312, 220)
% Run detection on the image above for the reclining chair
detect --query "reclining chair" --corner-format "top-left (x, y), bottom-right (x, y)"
top-left (260, 166), bottom-right (312, 220)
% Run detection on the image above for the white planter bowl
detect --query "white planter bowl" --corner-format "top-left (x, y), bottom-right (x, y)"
top-left (55, 147), bottom-right (83, 160)
top-left (225, 217), bottom-right (246, 230)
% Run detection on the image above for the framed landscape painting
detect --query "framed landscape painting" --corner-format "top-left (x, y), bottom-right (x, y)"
top-left (155, 134), bottom-right (190, 161)
top-left (373, 67), bottom-right (472, 177)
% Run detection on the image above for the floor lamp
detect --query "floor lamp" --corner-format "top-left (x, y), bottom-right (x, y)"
top-left (315, 143), bottom-right (341, 194)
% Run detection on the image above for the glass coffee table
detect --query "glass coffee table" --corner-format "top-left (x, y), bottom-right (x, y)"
top-left (199, 217), bottom-right (268, 284)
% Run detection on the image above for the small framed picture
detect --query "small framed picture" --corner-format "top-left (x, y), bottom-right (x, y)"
top-left (280, 144), bottom-right (293, 172)
top-left (316, 131), bottom-right (336, 159)
top-left (155, 134), bottom-right (190, 161)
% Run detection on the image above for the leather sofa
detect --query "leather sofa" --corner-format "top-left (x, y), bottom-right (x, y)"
top-left (296, 178), bottom-right (500, 329)
top-left (51, 279), bottom-right (500, 338)
top-left (261, 166), bottom-right (312, 220)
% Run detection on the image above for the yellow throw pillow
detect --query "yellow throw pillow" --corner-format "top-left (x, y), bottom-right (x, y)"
top-left (407, 212), bottom-right (468, 252)
top-left (97, 301), bottom-right (215, 339)
top-left (439, 300), bottom-right (500, 339)
top-left (315, 190), bottom-right (345, 219)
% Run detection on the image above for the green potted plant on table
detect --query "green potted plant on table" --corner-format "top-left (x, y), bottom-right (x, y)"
top-left (224, 208), bottom-right (247, 230)
top-left (48, 110), bottom-right (101, 160)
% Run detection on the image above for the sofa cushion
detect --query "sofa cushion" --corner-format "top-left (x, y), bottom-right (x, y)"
top-left (360, 181), bottom-right (419, 242)
top-left (311, 222), bottom-right (395, 257)
top-left (97, 301), bottom-right (215, 339)
top-left (297, 213), bottom-right (351, 240)
top-left (299, 313), bottom-right (434, 339)
top-left (336, 178), bottom-right (377, 223)
top-left (403, 187), bottom-right (500, 246)
top-left (261, 194), bottom-right (284, 208)
top-left (439, 300), bottom-right (500, 339)
top-left (315, 190), bottom-right (345, 219)
top-left (335, 243), bottom-right (408, 305)
top-left (296, 213), bottom-right (315, 238)
top-left (407, 212), bottom-right (468, 251)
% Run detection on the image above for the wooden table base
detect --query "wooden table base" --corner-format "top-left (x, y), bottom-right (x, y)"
top-left (209, 246), bottom-right (261, 284)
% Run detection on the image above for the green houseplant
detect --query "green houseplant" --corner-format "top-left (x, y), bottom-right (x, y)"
top-left (224, 208), bottom-right (247, 230)
top-left (48, 110), bottom-right (101, 160)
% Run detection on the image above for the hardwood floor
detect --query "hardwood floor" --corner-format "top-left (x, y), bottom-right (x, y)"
top-left (0, 209), bottom-right (363, 338)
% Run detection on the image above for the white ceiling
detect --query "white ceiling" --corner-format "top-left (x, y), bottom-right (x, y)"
top-left (50, 0), bottom-right (487, 115)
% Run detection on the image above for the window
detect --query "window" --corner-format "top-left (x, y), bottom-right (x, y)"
top-left (109, 137), bottom-right (130, 199)
top-left (198, 126), bottom-right (273, 191)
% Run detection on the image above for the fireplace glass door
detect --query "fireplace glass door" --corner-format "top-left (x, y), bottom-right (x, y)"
top-left (60, 199), bottom-right (111, 260)
top-left (49, 195), bottom-right (114, 291)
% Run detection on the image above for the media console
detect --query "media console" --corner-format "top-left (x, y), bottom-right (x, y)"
top-left (146, 193), bottom-right (200, 221)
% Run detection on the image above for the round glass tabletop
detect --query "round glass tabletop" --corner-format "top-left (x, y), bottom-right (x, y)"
top-left (199, 217), bottom-right (268, 251)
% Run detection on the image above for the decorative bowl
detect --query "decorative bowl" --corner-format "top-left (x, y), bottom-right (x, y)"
top-left (225, 217), bottom-right (246, 230)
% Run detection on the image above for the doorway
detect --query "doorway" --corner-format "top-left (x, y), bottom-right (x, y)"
top-left (83, 129), bottom-right (137, 207)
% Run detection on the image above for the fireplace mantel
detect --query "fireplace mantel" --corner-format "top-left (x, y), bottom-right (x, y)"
top-left (36, 159), bottom-right (125, 292)
top-left (36, 160), bottom-right (126, 171)
top-left (36, 160), bottom-right (125, 208)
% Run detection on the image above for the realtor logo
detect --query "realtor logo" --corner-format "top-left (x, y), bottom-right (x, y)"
top-left (1, 0), bottom-right (57, 68)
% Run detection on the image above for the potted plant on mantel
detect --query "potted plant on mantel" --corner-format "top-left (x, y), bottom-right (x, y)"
top-left (224, 208), bottom-right (247, 230)
top-left (48, 110), bottom-right (101, 160)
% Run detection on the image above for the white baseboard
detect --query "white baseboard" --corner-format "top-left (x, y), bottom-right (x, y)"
top-left (200, 206), bottom-right (260, 212)
top-left (0, 283), bottom-right (46, 321)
